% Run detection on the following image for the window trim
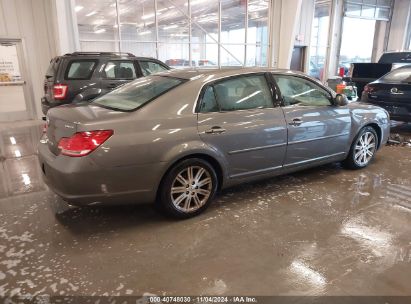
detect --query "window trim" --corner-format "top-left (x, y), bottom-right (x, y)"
top-left (102, 59), bottom-right (138, 80)
top-left (64, 59), bottom-right (98, 80)
top-left (195, 72), bottom-right (280, 113)
top-left (271, 73), bottom-right (336, 107)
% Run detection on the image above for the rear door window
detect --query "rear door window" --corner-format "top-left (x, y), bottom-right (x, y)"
top-left (103, 61), bottom-right (136, 79)
top-left (139, 60), bottom-right (168, 76)
top-left (66, 60), bottom-right (97, 80)
top-left (210, 75), bottom-right (274, 111)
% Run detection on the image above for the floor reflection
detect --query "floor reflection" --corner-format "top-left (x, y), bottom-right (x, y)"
top-left (0, 121), bottom-right (45, 199)
top-left (0, 120), bottom-right (410, 297)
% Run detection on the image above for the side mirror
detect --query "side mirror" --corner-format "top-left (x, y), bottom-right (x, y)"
top-left (335, 94), bottom-right (348, 106)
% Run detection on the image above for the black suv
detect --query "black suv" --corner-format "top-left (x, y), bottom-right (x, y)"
top-left (42, 52), bottom-right (170, 115)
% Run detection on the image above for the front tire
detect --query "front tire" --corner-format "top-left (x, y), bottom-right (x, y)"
top-left (158, 158), bottom-right (218, 219)
top-left (343, 126), bottom-right (378, 169)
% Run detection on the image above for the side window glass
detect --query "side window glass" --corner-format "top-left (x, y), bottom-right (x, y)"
top-left (213, 75), bottom-right (273, 111)
top-left (140, 61), bottom-right (168, 76)
top-left (273, 75), bottom-right (332, 107)
top-left (104, 61), bottom-right (136, 79)
top-left (199, 86), bottom-right (219, 113)
top-left (66, 61), bottom-right (96, 80)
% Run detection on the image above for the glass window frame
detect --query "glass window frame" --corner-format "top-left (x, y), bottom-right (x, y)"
top-left (102, 60), bottom-right (138, 80)
top-left (74, 0), bottom-right (271, 68)
top-left (344, 0), bottom-right (393, 21)
top-left (64, 59), bottom-right (98, 80)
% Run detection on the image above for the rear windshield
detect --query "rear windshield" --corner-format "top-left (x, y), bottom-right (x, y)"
top-left (381, 67), bottom-right (411, 83)
top-left (379, 53), bottom-right (411, 64)
top-left (93, 76), bottom-right (185, 111)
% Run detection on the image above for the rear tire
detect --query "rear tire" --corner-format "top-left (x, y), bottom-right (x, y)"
top-left (158, 158), bottom-right (218, 219)
top-left (343, 126), bottom-right (378, 169)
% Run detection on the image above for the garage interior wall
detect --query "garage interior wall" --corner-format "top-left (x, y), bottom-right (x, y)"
top-left (57, 0), bottom-right (306, 69)
top-left (387, 0), bottom-right (411, 51)
top-left (1, 0), bottom-right (411, 122)
top-left (0, 0), bottom-right (59, 120)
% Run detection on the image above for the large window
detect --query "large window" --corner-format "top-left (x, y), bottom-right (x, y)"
top-left (344, 0), bottom-right (392, 21)
top-left (339, 17), bottom-right (376, 69)
top-left (74, 0), bottom-right (270, 67)
top-left (308, 1), bottom-right (331, 80)
top-left (75, 0), bottom-right (120, 52)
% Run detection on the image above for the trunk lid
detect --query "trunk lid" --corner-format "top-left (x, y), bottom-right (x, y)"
top-left (368, 83), bottom-right (411, 103)
top-left (45, 103), bottom-right (127, 155)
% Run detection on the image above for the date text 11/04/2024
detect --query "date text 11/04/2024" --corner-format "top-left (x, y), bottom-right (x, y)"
top-left (149, 297), bottom-right (258, 303)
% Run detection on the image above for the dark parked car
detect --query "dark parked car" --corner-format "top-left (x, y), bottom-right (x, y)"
top-left (361, 65), bottom-right (411, 122)
top-left (41, 52), bottom-right (170, 115)
top-left (350, 51), bottom-right (411, 97)
top-left (38, 68), bottom-right (390, 219)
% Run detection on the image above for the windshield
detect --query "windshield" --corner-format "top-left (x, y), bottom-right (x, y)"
top-left (379, 52), bottom-right (411, 64)
top-left (93, 76), bottom-right (185, 111)
top-left (381, 67), bottom-right (411, 83)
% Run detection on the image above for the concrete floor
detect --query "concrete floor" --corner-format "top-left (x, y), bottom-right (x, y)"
top-left (0, 120), bottom-right (411, 297)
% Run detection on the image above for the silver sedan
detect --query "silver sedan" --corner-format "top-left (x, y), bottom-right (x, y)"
top-left (38, 68), bottom-right (390, 218)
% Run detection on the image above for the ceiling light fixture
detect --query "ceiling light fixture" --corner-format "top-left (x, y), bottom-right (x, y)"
top-left (75, 6), bottom-right (84, 12)
top-left (142, 12), bottom-right (161, 20)
top-left (163, 24), bottom-right (178, 30)
top-left (86, 11), bottom-right (97, 17)
top-left (138, 30), bottom-right (152, 35)
top-left (94, 28), bottom-right (106, 34)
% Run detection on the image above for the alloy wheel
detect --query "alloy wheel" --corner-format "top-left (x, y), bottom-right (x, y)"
top-left (170, 166), bottom-right (213, 213)
top-left (354, 131), bottom-right (376, 167)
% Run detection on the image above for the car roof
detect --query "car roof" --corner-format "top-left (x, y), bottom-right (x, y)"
top-left (155, 67), bottom-right (307, 81)
top-left (57, 52), bottom-right (159, 61)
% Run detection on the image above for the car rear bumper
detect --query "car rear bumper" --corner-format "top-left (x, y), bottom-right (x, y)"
top-left (361, 96), bottom-right (411, 123)
top-left (38, 141), bottom-right (163, 206)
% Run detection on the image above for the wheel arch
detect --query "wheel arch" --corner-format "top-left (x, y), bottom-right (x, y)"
top-left (363, 123), bottom-right (382, 149)
top-left (156, 152), bottom-right (226, 201)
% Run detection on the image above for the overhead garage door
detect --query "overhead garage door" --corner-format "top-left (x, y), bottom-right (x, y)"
top-left (344, 0), bottom-right (393, 20)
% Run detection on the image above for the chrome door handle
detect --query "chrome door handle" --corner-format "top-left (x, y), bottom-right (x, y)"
top-left (289, 118), bottom-right (303, 126)
top-left (205, 127), bottom-right (226, 134)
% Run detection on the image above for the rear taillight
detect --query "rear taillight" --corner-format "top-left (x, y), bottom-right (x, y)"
top-left (58, 130), bottom-right (113, 157)
top-left (363, 85), bottom-right (374, 94)
top-left (53, 84), bottom-right (68, 100)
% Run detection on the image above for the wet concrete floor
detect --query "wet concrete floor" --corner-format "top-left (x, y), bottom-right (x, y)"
top-left (0, 120), bottom-right (411, 297)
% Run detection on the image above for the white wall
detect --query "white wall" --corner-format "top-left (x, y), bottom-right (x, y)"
top-left (270, 0), bottom-right (304, 69)
top-left (0, 0), bottom-right (59, 119)
top-left (387, 0), bottom-right (411, 51)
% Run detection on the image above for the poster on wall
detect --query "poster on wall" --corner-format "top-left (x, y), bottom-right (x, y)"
top-left (0, 44), bottom-right (22, 83)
